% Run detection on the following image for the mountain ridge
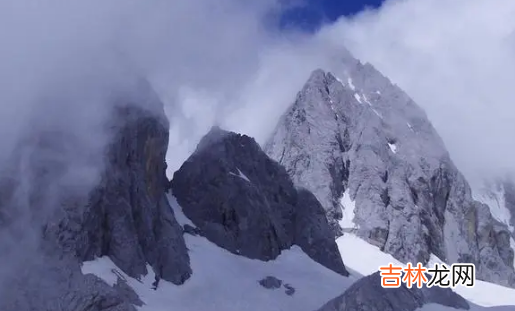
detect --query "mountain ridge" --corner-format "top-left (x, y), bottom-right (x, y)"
top-left (264, 66), bottom-right (515, 288)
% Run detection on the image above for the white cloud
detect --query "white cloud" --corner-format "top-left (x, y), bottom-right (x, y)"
top-left (151, 0), bottom-right (515, 183)
top-left (317, 0), bottom-right (515, 182)
top-left (1, 0), bottom-right (515, 275)
top-left (0, 0), bottom-right (302, 287)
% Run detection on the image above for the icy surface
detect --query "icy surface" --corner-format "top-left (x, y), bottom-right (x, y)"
top-left (339, 189), bottom-right (358, 230)
top-left (229, 167), bottom-right (251, 183)
top-left (473, 184), bottom-right (512, 231)
top-left (82, 197), bottom-right (356, 311)
top-left (337, 234), bottom-right (515, 308)
top-left (80, 198), bottom-right (515, 310)
top-left (388, 142), bottom-right (397, 153)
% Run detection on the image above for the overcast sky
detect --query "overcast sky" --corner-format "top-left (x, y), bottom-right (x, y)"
top-left (162, 0), bottom-right (515, 184)
top-left (326, 0), bottom-right (515, 185)
top-left (0, 0), bottom-right (513, 184)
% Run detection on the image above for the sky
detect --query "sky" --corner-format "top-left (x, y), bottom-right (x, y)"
top-left (279, 0), bottom-right (385, 31)
top-left (0, 0), bottom-right (514, 203)
top-left (165, 0), bottom-right (515, 183)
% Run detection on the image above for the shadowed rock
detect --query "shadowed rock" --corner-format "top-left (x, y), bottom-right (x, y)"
top-left (316, 271), bottom-right (469, 311)
top-left (171, 127), bottom-right (348, 276)
top-left (259, 276), bottom-right (283, 289)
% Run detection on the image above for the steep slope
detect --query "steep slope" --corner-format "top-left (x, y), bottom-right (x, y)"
top-left (473, 177), bottom-right (515, 235)
top-left (83, 196), bottom-right (356, 311)
top-left (336, 233), bottom-right (515, 308)
top-left (83, 194), bottom-right (484, 311)
top-left (170, 126), bottom-right (348, 276)
top-left (0, 79), bottom-right (190, 310)
top-left (264, 67), bottom-right (515, 287)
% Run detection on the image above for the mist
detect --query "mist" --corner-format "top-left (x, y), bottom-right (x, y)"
top-left (0, 0), bottom-right (514, 287)
top-left (318, 0), bottom-right (515, 185)
top-left (155, 0), bottom-right (515, 185)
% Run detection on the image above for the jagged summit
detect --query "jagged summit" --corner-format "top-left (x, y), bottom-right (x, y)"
top-left (171, 126), bottom-right (349, 277)
top-left (265, 66), bottom-right (515, 288)
top-left (0, 79), bottom-right (191, 310)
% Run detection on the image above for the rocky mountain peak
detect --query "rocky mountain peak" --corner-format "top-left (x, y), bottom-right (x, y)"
top-left (171, 127), bottom-right (349, 276)
top-left (265, 65), bottom-right (515, 287)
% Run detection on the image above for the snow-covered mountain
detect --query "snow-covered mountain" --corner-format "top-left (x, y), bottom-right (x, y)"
top-left (265, 60), bottom-right (515, 288)
top-left (1, 48), bottom-right (515, 311)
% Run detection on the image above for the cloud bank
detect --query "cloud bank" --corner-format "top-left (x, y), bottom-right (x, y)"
top-left (153, 0), bottom-right (515, 185)
top-left (1, 0), bottom-right (514, 237)
top-left (318, 0), bottom-right (515, 183)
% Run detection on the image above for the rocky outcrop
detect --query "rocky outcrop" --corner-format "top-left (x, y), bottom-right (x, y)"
top-left (0, 79), bottom-right (191, 309)
top-left (316, 271), bottom-right (469, 311)
top-left (265, 67), bottom-right (515, 286)
top-left (475, 202), bottom-right (515, 286)
top-left (0, 250), bottom-right (138, 311)
top-left (51, 104), bottom-right (191, 285)
top-left (170, 126), bottom-right (348, 276)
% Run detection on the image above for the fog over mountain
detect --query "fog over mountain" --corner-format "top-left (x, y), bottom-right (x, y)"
top-left (0, 0), bottom-right (514, 309)
top-left (2, 0), bottom-right (512, 181)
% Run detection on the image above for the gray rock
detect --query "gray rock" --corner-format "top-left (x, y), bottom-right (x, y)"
top-left (284, 283), bottom-right (296, 296)
top-left (51, 103), bottom-right (191, 285)
top-left (315, 271), bottom-right (469, 311)
top-left (183, 224), bottom-right (202, 236)
top-left (265, 67), bottom-right (515, 286)
top-left (113, 276), bottom-right (144, 307)
top-left (295, 188), bottom-right (349, 276)
top-left (504, 178), bottom-right (515, 226)
top-left (259, 276), bottom-right (283, 289)
top-left (0, 78), bottom-right (191, 309)
top-left (0, 249), bottom-right (137, 311)
top-left (475, 202), bottom-right (515, 287)
top-left (171, 126), bottom-right (348, 276)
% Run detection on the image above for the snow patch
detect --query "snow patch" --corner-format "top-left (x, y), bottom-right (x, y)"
top-left (337, 234), bottom-right (515, 308)
top-left (388, 142), bottom-right (397, 153)
top-left (347, 77), bottom-right (355, 90)
top-left (362, 94), bottom-right (372, 106)
top-left (167, 193), bottom-right (196, 227)
top-left (334, 75), bottom-right (344, 85)
top-left (372, 108), bottom-right (382, 118)
top-left (407, 122), bottom-right (414, 131)
top-left (473, 186), bottom-right (512, 231)
top-left (82, 256), bottom-right (120, 287)
top-left (81, 197), bottom-right (356, 311)
top-left (82, 236), bottom-right (354, 311)
top-left (81, 193), bottom-right (515, 310)
top-left (230, 168), bottom-right (251, 183)
top-left (339, 189), bottom-right (358, 230)
top-left (353, 93), bottom-right (362, 103)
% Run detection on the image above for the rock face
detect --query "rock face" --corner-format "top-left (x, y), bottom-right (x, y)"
top-left (52, 104), bottom-right (192, 285)
top-left (0, 79), bottom-right (191, 309)
top-left (265, 67), bottom-right (515, 286)
top-left (316, 271), bottom-right (469, 311)
top-left (170, 126), bottom-right (348, 276)
top-left (0, 251), bottom-right (139, 311)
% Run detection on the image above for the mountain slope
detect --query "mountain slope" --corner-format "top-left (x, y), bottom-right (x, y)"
top-left (81, 193), bottom-right (515, 311)
top-left (264, 66), bottom-right (515, 287)
top-left (170, 126), bottom-right (348, 276)
top-left (0, 78), bottom-right (191, 310)
top-left (83, 196), bottom-right (355, 311)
